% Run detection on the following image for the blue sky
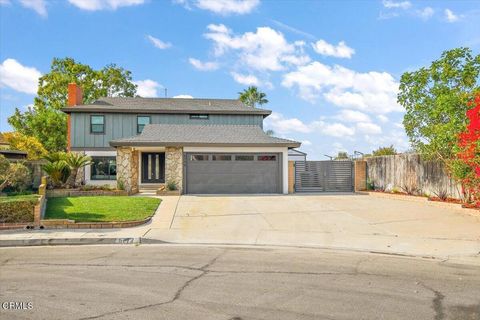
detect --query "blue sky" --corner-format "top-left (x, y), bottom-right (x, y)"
top-left (0, 0), bottom-right (479, 159)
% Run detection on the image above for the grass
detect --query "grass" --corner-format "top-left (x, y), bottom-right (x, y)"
top-left (45, 196), bottom-right (161, 222)
top-left (0, 194), bottom-right (39, 204)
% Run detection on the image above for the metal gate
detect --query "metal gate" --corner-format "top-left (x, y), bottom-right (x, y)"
top-left (295, 160), bottom-right (354, 192)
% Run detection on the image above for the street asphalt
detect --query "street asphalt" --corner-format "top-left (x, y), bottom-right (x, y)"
top-left (1, 244), bottom-right (479, 320)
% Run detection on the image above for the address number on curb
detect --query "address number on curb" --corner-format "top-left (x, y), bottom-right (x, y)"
top-left (115, 238), bottom-right (135, 244)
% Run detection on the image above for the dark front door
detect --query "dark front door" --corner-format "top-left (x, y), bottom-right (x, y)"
top-left (141, 152), bottom-right (165, 183)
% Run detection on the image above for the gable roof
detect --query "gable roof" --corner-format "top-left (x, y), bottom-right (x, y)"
top-left (61, 97), bottom-right (272, 116)
top-left (110, 124), bottom-right (301, 148)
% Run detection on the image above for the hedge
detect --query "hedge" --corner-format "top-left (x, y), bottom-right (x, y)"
top-left (0, 195), bottom-right (39, 223)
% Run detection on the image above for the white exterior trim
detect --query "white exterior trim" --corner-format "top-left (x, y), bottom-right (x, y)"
top-left (84, 150), bottom-right (117, 186)
top-left (183, 146), bottom-right (289, 194)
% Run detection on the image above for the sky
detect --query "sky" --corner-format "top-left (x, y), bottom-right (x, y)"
top-left (0, 0), bottom-right (479, 160)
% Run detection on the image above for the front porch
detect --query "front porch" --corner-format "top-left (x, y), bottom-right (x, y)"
top-left (116, 146), bottom-right (183, 194)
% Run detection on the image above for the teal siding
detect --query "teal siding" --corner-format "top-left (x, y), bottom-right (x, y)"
top-left (71, 113), bottom-right (264, 148)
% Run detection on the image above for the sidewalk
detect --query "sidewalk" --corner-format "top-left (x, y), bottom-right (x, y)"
top-left (1, 194), bottom-right (479, 266)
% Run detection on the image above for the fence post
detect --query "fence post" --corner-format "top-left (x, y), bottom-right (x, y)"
top-left (354, 160), bottom-right (367, 191)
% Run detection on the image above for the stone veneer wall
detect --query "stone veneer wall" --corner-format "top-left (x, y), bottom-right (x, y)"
top-left (165, 147), bottom-right (183, 192)
top-left (116, 147), bottom-right (139, 194)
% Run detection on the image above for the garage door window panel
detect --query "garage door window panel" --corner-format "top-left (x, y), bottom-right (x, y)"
top-left (235, 155), bottom-right (254, 161)
top-left (212, 155), bottom-right (232, 161)
top-left (191, 154), bottom-right (209, 161)
top-left (258, 155), bottom-right (276, 161)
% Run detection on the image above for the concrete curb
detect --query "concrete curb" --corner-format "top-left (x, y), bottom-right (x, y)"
top-left (0, 237), bottom-right (141, 247)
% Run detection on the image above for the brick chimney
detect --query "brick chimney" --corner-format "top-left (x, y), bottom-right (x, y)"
top-left (66, 83), bottom-right (82, 151)
top-left (68, 83), bottom-right (83, 106)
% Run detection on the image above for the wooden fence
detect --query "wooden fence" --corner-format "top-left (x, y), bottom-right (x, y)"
top-left (365, 153), bottom-right (462, 199)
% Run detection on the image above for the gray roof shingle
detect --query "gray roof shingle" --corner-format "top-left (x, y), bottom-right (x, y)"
top-left (109, 124), bottom-right (301, 148)
top-left (62, 97), bottom-right (271, 116)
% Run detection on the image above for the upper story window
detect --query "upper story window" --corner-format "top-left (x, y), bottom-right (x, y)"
top-left (90, 115), bottom-right (105, 134)
top-left (190, 114), bottom-right (209, 120)
top-left (137, 116), bottom-right (151, 133)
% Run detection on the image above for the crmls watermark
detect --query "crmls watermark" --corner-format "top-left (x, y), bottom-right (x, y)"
top-left (2, 301), bottom-right (33, 310)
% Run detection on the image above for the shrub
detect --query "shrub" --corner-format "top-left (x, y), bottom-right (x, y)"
top-left (0, 196), bottom-right (38, 223)
top-left (0, 155), bottom-right (31, 193)
top-left (166, 180), bottom-right (177, 191)
top-left (64, 153), bottom-right (92, 188)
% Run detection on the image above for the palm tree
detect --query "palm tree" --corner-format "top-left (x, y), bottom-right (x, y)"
top-left (238, 86), bottom-right (268, 108)
top-left (265, 129), bottom-right (275, 136)
top-left (65, 153), bottom-right (92, 188)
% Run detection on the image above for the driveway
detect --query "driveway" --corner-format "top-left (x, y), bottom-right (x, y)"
top-left (144, 194), bottom-right (480, 259)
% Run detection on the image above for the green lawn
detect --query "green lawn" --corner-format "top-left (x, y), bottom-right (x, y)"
top-left (45, 196), bottom-right (161, 222)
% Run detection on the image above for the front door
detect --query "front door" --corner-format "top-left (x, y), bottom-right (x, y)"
top-left (141, 152), bottom-right (165, 183)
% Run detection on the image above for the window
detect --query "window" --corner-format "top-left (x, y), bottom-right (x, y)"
top-left (190, 154), bottom-right (209, 161)
top-left (258, 155), bottom-right (276, 161)
top-left (91, 157), bottom-right (116, 180)
top-left (90, 115), bottom-right (105, 134)
top-left (212, 155), bottom-right (232, 161)
top-left (235, 155), bottom-right (254, 161)
top-left (190, 114), bottom-right (209, 120)
top-left (137, 116), bottom-right (150, 133)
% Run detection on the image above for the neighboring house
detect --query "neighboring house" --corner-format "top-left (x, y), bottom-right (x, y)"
top-left (0, 133), bottom-right (28, 160)
top-left (62, 83), bottom-right (300, 194)
top-left (288, 149), bottom-right (307, 162)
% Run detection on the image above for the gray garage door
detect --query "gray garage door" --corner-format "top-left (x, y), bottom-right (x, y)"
top-left (185, 153), bottom-right (281, 194)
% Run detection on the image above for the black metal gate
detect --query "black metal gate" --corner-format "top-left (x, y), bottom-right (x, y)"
top-left (295, 160), bottom-right (354, 192)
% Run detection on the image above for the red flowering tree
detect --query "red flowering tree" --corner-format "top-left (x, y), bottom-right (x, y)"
top-left (451, 94), bottom-right (480, 207)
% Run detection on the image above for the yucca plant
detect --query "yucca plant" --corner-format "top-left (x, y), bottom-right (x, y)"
top-left (64, 153), bottom-right (92, 188)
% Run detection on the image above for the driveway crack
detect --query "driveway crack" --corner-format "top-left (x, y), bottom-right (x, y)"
top-left (418, 282), bottom-right (446, 320)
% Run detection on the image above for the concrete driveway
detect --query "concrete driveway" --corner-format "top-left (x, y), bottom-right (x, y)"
top-left (144, 194), bottom-right (480, 260)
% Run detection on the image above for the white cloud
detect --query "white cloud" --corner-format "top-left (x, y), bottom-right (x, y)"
top-left (188, 58), bottom-right (219, 71)
top-left (282, 61), bottom-right (402, 114)
top-left (382, 0), bottom-right (411, 10)
top-left (146, 35), bottom-right (172, 49)
top-left (416, 7), bottom-right (434, 20)
top-left (301, 140), bottom-right (312, 146)
top-left (356, 122), bottom-right (382, 135)
top-left (231, 72), bottom-right (260, 86)
top-left (335, 110), bottom-right (371, 123)
top-left (377, 115), bottom-right (389, 123)
top-left (204, 24), bottom-right (310, 72)
top-left (68, 0), bottom-right (145, 11)
top-left (265, 112), bottom-right (312, 134)
top-left (0, 58), bottom-right (41, 94)
top-left (133, 79), bottom-right (161, 97)
top-left (0, 0), bottom-right (11, 5)
top-left (177, 0), bottom-right (259, 15)
top-left (265, 112), bottom-right (355, 137)
top-left (444, 9), bottom-right (460, 22)
top-left (20, 0), bottom-right (47, 17)
top-left (311, 40), bottom-right (355, 59)
top-left (319, 122), bottom-right (355, 137)
top-left (173, 94), bottom-right (194, 99)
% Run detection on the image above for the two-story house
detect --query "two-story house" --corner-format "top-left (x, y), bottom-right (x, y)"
top-left (62, 83), bottom-right (300, 194)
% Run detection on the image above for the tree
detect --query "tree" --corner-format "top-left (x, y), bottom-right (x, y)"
top-left (42, 152), bottom-right (71, 188)
top-left (8, 57), bottom-right (137, 152)
top-left (65, 153), bottom-right (92, 188)
top-left (265, 129), bottom-right (275, 136)
top-left (0, 155), bottom-right (31, 192)
top-left (372, 145), bottom-right (397, 156)
top-left (398, 47), bottom-right (480, 161)
top-left (449, 93), bottom-right (480, 206)
top-left (335, 151), bottom-right (349, 160)
top-left (2, 132), bottom-right (47, 160)
top-left (238, 86), bottom-right (268, 108)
